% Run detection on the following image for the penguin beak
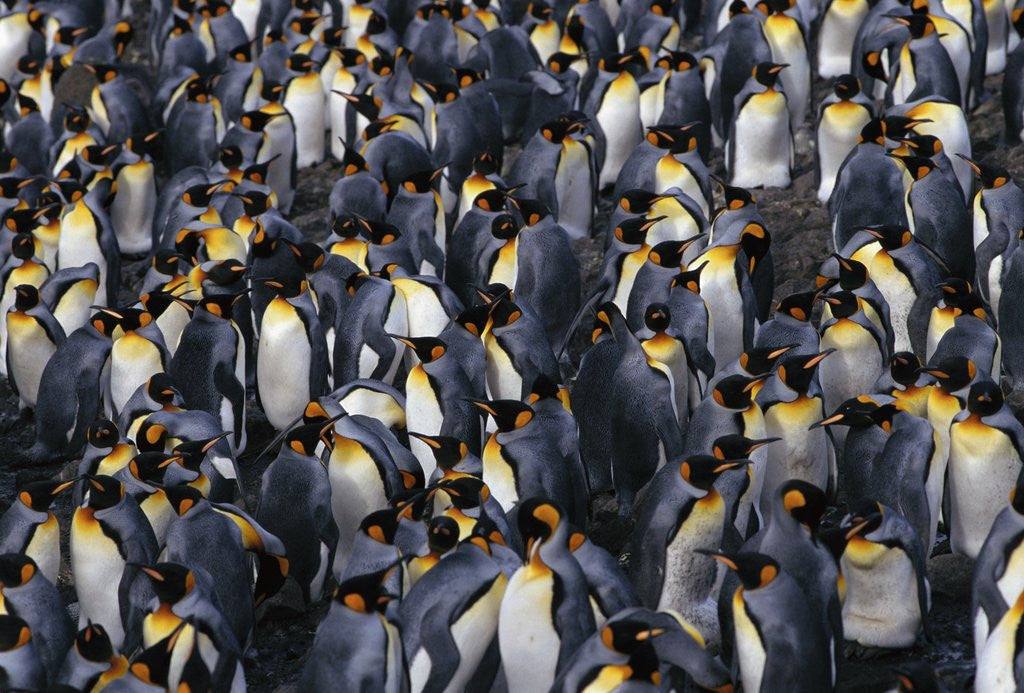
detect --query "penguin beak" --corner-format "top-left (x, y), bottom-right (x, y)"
top-left (809, 413), bottom-right (845, 429)
top-left (804, 349), bottom-right (836, 368)
top-left (955, 152), bottom-right (981, 175)
top-left (768, 63), bottom-right (788, 73)
top-left (746, 437), bottom-right (782, 453)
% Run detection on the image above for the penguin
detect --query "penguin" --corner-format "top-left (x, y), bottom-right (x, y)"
top-left (334, 267), bottom-right (409, 387)
top-left (482, 293), bottom-right (560, 401)
top-left (728, 62), bottom-right (793, 189)
top-left (0, 480), bottom-right (72, 584)
top-left (0, 614), bottom-right (43, 692)
top-left (687, 221), bottom-right (770, 368)
top-left (399, 533), bottom-right (508, 692)
top-left (257, 276), bottom-right (328, 431)
top-left (552, 607), bottom-right (732, 692)
top-left (996, 229), bottom-right (1024, 392)
top-left (5, 283), bottom-right (65, 411)
top-left (396, 335), bottom-right (480, 479)
top-left (638, 303), bottom-right (694, 427)
top-left (57, 180), bottom-right (120, 307)
top-left (0, 553), bottom-right (75, 682)
top-left (819, 0), bottom-right (871, 77)
top-left (55, 622), bottom-right (128, 691)
top-left (596, 302), bottom-right (683, 515)
top-left (28, 309), bottom-right (120, 461)
top-left (282, 53), bottom-right (325, 168)
top-left (71, 475), bottom-right (159, 651)
top-left (613, 124), bottom-right (712, 220)
top-left (257, 420), bottom-right (339, 606)
top-left (402, 515), bottom-right (460, 587)
top-left (628, 455), bottom-right (748, 646)
top-left (817, 290), bottom-right (888, 415)
top-left (386, 166), bottom-right (446, 276)
top-left (300, 568), bottom-right (406, 692)
top-left (162, 485), bottom-right (289, 645)
top-left (890, 153), bottom-right (974, 279)
top-left (888, 14), bottom-right (963, 106)
top-left (582, 51), bottom-right (644, 190)
top-left (754, 290), bottom-right (821, 356)
top-left (164, 78), bottom-right (225, 174)
top-left (972, 476), bottom-right (1024, 663)
top-left (498, 498), bottom-right (595, 691)
top-left (816, 75), bottom-right (875, 202)
top-left (711, 551), bottom-right (834, 690)
top-left (170, 293), bottom-right (248, 452)
top-left (107, 308), bottom-right (170, 418)
top-left (840, 500), bottom-right (930, 649)
top-left (472, 399), bottom-right (584, 524)
top-left (1004, 7), bottom-right (1024, 143)
top-left (948, 380), bottom-right (1024, 559)
top-left (976, 590), bottom-right (1024, 692)
top-left (756, 350), bottom-right (836, 508)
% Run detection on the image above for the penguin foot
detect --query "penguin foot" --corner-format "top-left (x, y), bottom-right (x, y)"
top-left (843, 642), bottom-right (892, 660)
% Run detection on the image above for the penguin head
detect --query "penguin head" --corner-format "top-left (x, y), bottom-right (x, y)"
top-left (830, 253), bottom-right (869, 290)
top-left (1013, 6), bottom-right (1024, 38)
top-left (117, 307), bottom-right (155, 334)
top-left (402, 167), bottom-right (445, 195)
top-left (891, 661), bottom-right (947, 692)
top-left (643, 303), bottom-right (672, 332)
top-left (17, 479), bottom-right (73, 512)
top-left (62, 105), bottom-right (91, 134)
top-left (645, 124), bottom-right (700, 153)
top-left (412, 433), bottom-right (468, 470)
top-left (89, 309), bottom-right (123, 339)
top-left (813, 396), bottom-right (883, 429)
top-left (857, 117), bottom-right (886, 145)
top-left (86, 419), bottom-right (121, 449)
top-left (888, 352), bottom-right (922, 386)
top-left (11, 284), bottom-right (39, 312)
top-left (140, 562), bottom-right (195, 604)
top-left (527, 373), bottom-right (565, 405)
top-left (487, 296), bottom-right (525, 329)
top-left (181, 181), bottom-right (226, 209)
top-left (843, 499), bottom-right (884, 540)
top-left (679, 455), bottom-right (749, 491)
top-left (233, 190), bottom-right (273, 218)
top-left (966, 380), bottom-right (1004, 417)
top-left (711, 434), bottom-right (779, 461)
top-left (888, 153), bottom-right (935, 181)
top-left (890, 13), bottom-right (937, 38)
top-left (127, 623), bottom-right (182, 689)
top-left (285, 240), bottom-right (327, 273)
top-left (648, 239), bottom-right (698, 269)
top-left (547, 51), bottom-right (585, 74)
top-left (392, 335), bottom-right (448, 363)
top-left (738, 222), bottom-right (770, 273)
top-left (9, 232), bottom-right (36, 261)
top-left (243, 160), bottom-right (275, 188)
top-left (597, 50), bottom-right (647, 76)
top-left (708, 552), bottom-right (781, 591)
top-left (776, 351), bottom-right (833, 392)
top-left (490, 213), bottom-right (519, 240)
top-left (601, 618), bottom-right (666, 655)
top-left (455, 304), bottom-right (490, 336)
top-left (900, 133), bottom-right (943, 157)
top-left (0, 615), bottom-right (31, 653)
top-left (359, 508), bottom-right (401, 545)
top-left (262, 275), bottom-right (309, 299)
top-left (728, 0), bottom-right (752, 17)
top-left (864, 224), bottom-right (912, 251)
top-left (434, 475), bottom-right (489, 510)
top-left (73, 622), bottom-right (115, 663)
top-left (614, 215), bottom-right (665, 244)
top-left (738, 344), bottom-right (794, 375)
top-left (173, 433), bottom-right (232, 473)
top-left (752, 62), bottom-right (787, 88)
top-left (331, 213), bottom-right (363, 240)
top-left (227, 40), bottom-right (254, 63)
top-left (473, 186), bottom-right (518, 213)
top-left (453, 67), bottom-right (485, 89)
top-left (82, 475), bottom-right (124, 510)
top-left (670, 262), bottom-right (706, 294)
top-left (471, 151), bottom-right (501, 176)
top-left (1010, 476), bottom-right (1024, 515)
top-left (818, 290), bottom-right (859, 319)
top-left (426, 516), bottom-right (460, 555)
top-left (198, 292), bottom-right (245, 320)
top-left (469, 399), bottom-right (534, 432)
top-left (288, 51), bottom-right (315, 75)
top-left (777, 479), bottom-right (827, 533)
top-left (517, 497), bottom-right (565, 554)
top-left (136, 420), bottom-right (169, 453)
top-left (334, 567), bottom-right (397, 614)
top-left (956, 154), bottom-right (1011, 190)
top-left (712, 374), bottom-right (764, 408)
top-left (920, 356), bottom-right (977, 392)
top-left (163, 484), bottom-right (204, 517)
top-left (620, 189), bottom-right (660, 214)
top-left (832, 74), bottom-right (861, 99)
top-left (517, 198), bottom-right (551, 227)
top-left (883, 115), bottom-right (930, 141)
top-left (128, 452), bottom-right (175, 485)
top-left (339, 145), bottom-right (369, 177)
top-left (239, 109), bottom-right (285, 133)
top-left (775, 290), bottom-right (817, 322)
top-left (655, 50), bottom-right (699, 72)
top-left (150, 250), bottom-right (185, 279)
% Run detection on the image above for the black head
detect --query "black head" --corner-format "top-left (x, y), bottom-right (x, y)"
top-left (679, 455), bottom-right (749, 491)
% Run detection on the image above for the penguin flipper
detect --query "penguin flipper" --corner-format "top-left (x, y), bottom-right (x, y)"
top-left (417, 601), bottom-right (463, 693)
top-left (5, 345), bottom-right (17, 398)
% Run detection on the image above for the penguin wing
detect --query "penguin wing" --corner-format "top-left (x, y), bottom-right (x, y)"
top-left (209, 502), bottom-right (289, 606)
top-left (627, 484), bottom-right (694, 606)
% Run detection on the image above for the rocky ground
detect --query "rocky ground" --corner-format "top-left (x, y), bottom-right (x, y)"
top-left (0, 4), bottom-right (1021, 691)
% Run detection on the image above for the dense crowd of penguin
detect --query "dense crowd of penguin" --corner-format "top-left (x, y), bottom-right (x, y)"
top-left (2, 0), bottom-right (1024, 689)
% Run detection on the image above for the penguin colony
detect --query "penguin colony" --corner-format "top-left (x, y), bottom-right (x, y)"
top-left (0, 0), bottom-right (1022, 689)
